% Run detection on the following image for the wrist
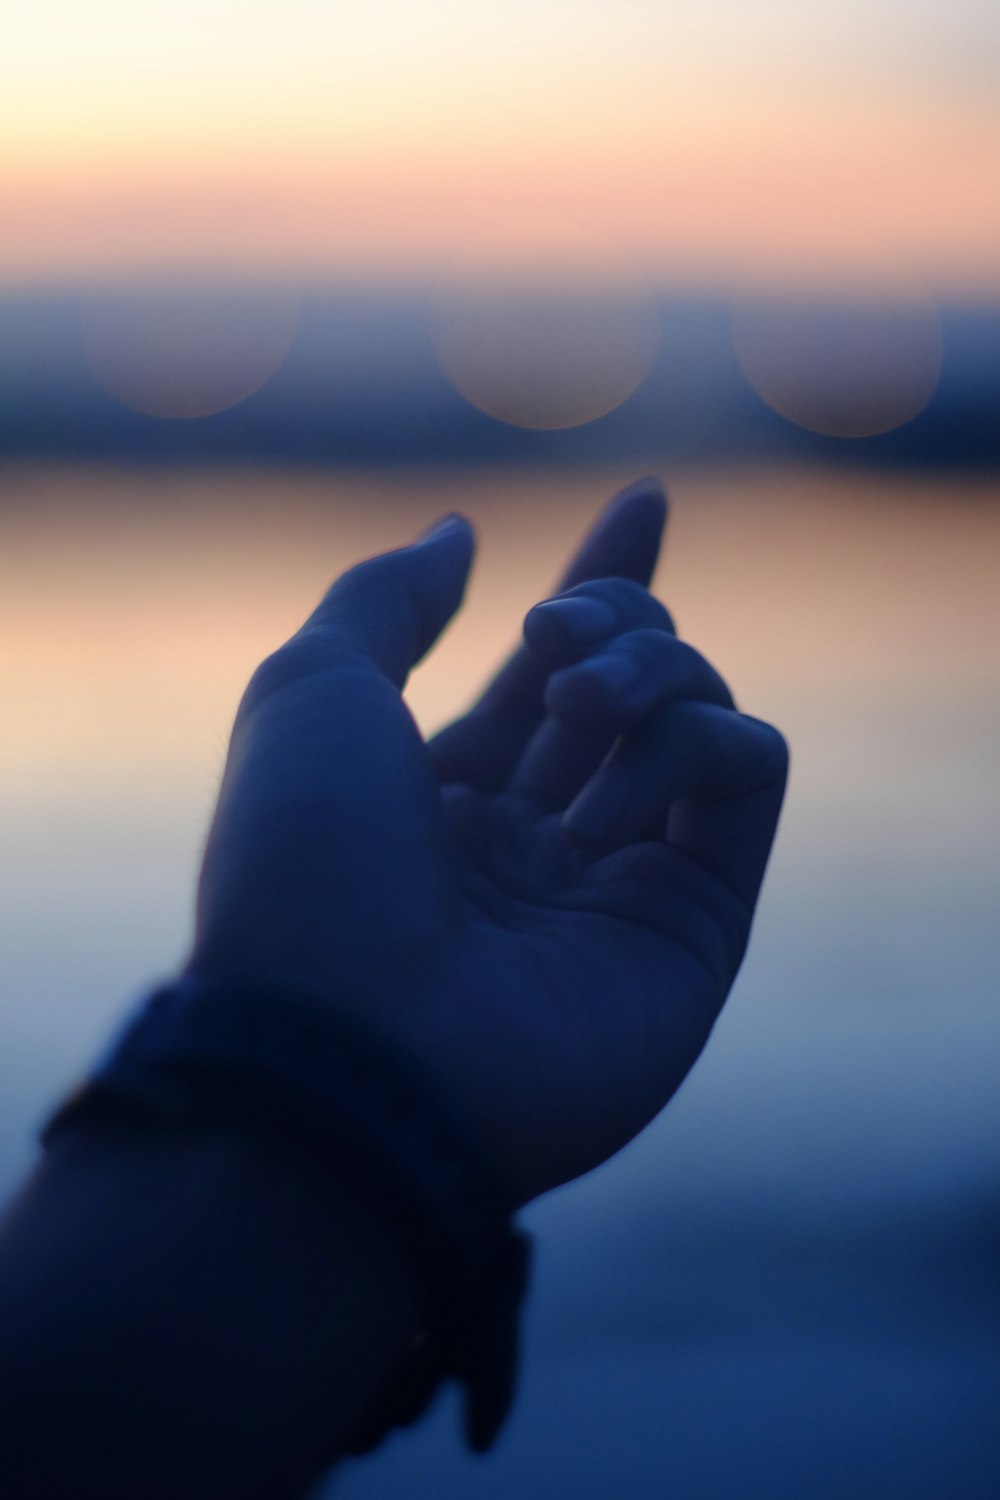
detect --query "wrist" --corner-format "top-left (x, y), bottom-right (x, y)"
top-left (43, 973), bottom-right (534, 1457)
top-left (181, 946), bottom-right (531, 1207)
top-left (2, 1115), bottom-right (428, 1499)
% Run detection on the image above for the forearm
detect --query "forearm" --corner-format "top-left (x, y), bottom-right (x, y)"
top-left (0, 1119), bottom-right (428, 1499)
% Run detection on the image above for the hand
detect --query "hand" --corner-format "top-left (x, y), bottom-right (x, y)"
top-left (186, 479), bottom-right (788, 1207)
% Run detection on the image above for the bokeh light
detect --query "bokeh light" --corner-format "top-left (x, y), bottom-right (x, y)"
top-left (731, 267), bottom-right (943, 438)
top-left (81, 281), bottom-right (300, 419)
top-left (430, 283), bottom-right (661, 430)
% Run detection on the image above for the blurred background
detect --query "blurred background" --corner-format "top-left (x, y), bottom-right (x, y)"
top-left (1, 2), bottom-right (998, 1495)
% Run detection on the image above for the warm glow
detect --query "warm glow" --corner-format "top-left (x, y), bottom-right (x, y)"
top-left (2, 1), bottom-right (998, 290)
top-left (4, 464), bottom-right (999, 802)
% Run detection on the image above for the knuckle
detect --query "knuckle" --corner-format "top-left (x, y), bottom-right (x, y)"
top-left (673, 640), bottom-right (733, 706)
top-left (240, 630), bottom-right (343, 715)
top-left (626, 626), bottom-right (674, 654)
top-left (644, 633), bottom-right (703, 672)
top-left (320, 548), bottom-right (409, 613)
top-left (634, 635), bottom-right (732, 706)
top-left (241, 638), bottom-right (311, 711)
top-left (320, 554), bottom-right (379, 606)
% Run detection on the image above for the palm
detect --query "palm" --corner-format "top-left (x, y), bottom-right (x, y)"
top-left (413, 484), bottom-right (785, 1204)
top-left (444, 785), bottom-right (734, 1197)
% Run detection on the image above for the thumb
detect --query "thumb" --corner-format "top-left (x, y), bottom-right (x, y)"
top-left (304, 514), bottom-right (475, 688)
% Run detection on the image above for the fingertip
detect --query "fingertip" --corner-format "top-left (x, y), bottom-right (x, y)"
top-left (742, 715), bottom-right (791, 786)
top-left (522, 600), bottom-right (567, 657)
top-left (599, 477), bottom-right (668, 550)
top-left (608, 474), bottom-right (668, 525)
top-left (560, 475), bottom-right (668, 590)
top-left (415, 514), bottom-right (477, 603)
top-left (523, 595), bottom-right (617, 663)
top-left (543, 664), bottom-right (584, 723)
top-left (417, 512), bottom-right (476, 549)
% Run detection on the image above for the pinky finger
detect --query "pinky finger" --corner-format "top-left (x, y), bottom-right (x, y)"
top-left (563, 700), bottom-right (789, 908)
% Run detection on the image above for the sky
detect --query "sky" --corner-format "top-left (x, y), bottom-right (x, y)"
top-left (3, 0), bottom-right (999, 289)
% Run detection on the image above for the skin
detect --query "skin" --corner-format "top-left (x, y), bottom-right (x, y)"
top-left (0, 478), bottom-right (788, 1496)
top-left (187, 476), bottom-right (789, 1206)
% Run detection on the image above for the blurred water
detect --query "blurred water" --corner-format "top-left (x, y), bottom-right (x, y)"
top-left (1, 463), bottom-right (998, 1496)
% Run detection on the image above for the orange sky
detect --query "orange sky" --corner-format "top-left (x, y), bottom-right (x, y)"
top-left (3, 1), bottom-right (999, 290)
top-left (4, 463), bottom-right (999, 801)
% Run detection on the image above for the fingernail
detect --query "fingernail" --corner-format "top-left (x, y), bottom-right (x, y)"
top-left (529, 596), bottom-right (618, 643)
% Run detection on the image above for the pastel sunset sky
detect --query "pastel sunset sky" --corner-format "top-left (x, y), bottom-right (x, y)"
top-left (3, 0), bottom-right (998, 289)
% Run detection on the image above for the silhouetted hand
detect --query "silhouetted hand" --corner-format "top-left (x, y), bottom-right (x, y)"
top-left (187, 479), bottom-right (788, 1206)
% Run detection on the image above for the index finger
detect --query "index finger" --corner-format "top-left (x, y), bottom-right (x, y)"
top-left (428, 475), bottom-right (667, 792)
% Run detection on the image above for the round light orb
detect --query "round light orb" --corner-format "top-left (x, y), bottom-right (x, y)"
top-left (82, 281), bottom-right (299, 420)
top-left (431, 284), bottom-right (661, 430)
top-left (731, 273), bottom-right (942, 439)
